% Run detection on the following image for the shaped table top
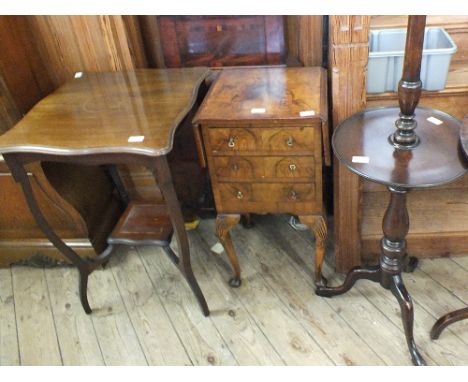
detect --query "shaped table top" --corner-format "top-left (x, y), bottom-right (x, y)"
top-left (0, 68), bottom-right (209, 157)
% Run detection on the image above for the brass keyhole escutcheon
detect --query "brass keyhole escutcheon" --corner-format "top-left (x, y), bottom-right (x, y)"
top-left (228, 136), bottom-right (236, 148)
top-left (290, 190), bottom-right (297, 200)
top-left (289, 163), bottom-right (297, 172)
top-left (236, 190), bottom-right (244, 199)
top-left (286, 136), bottom-right (294, 147)
top-left (232, 163), bottom-right (239, 171)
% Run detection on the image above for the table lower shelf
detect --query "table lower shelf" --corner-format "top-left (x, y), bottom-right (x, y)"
top-left (108, 201), bottom-right (173, 246)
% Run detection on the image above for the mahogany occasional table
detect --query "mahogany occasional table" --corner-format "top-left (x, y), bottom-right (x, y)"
top-left (430, 115), bottom-right (468, 340)
top-left (0, 68), bottom-right (210, 316)
top-left (316, 16), bottom-right (467, 365)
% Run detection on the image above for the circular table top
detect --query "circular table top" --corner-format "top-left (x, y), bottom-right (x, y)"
top-left (332, 106), bottom-right (468, 189)
top-left (459, 117), bottom-right (468, 159)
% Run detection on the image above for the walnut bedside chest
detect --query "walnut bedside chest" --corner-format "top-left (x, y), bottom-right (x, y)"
top-left (193, 67), bottom-right (330, 288)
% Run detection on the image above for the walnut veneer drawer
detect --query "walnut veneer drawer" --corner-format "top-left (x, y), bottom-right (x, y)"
top-left (206, 126), bottom-right (317, 155)
top-left (212, 156), bottom-right (315, 182)
top-left (215, 182), bottom-right (317, 214)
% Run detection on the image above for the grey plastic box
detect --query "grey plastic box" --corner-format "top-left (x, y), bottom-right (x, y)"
top-left (367, 27), bottom-right (457, 93)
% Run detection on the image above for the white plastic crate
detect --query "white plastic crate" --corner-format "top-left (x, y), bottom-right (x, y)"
top-left (367, 27), bottom-right (457, 93)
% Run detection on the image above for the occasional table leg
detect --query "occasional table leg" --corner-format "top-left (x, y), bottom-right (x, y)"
top-left (316, 187), bottom-right (426, 366)
top-left (79, 268), bottom-right (92, 314)
top-left (4, 155), bottom-right (115, 314)
top-left (430, 307), bottom-right (468, 339)
top-left (215, 214), bottom-right (241, 287)
top-left (299, 215), bottom-right (328, 287)
top-left (152, 157), bottom-right (210, 316)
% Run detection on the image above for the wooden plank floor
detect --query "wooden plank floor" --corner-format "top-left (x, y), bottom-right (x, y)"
top-left (1, 214), bottom-right (467, 365)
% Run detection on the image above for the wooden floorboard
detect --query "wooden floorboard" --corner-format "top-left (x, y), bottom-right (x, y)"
top-left (253, 215), bottom-right (404, 365)
top-left (1, 215), bottom-right (468, 365)
top-left (197, 221), bottom-right (333, 366)
top-left (0, 268), bottom-right (19, 365)
top-left (44, 267), bottom-right (104, 365)
top-left (11, 266), bottom-right (62, 365)
top-left (137, 245), bottom-right (238, 366)
top-left (258, 214), bottom-right (468, 365)
top-left (198, 218), bottom-right (379, 365)
top-left (85, 263), bottom-right (148, 365)
top-left (417, 258), bottom-right (468, 342)
top-left (109, 247), bottom-right (192, 365)
top-left (189, 232), bottom-right (285, 365)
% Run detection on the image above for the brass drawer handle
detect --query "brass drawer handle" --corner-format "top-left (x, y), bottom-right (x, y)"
top-left (236, 190), bottom-right (244, 199)
top-left (289, 190), bottom-right (298, 200)
top-left (286, 136), bottom-right (294, 147)
top-left (228, 136), bottom-right (236, 148)
top-left (289, 163), bottom-right (297, 172)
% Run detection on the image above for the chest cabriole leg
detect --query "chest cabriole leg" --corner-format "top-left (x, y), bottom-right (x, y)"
top-left (298, 214), bottom-right (328, 287)
top-left (215, 213), bottom-right (241, 287)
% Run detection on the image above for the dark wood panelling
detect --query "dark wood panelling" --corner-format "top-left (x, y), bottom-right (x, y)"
top-left (158, 16), bottom-right (286, 67)
top-left (285, 16), bottom-right (323, 67)
top-left (0, 16), bottom-right (54, 115)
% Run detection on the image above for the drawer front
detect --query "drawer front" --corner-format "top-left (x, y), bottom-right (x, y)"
top-left (216, 182), bottom-right (317, 214)
top-left (212, 156), bottom-right (315, 181)
top-left (206, 126), bottom-right (316, 155)
top-left (262, 127), bottom-right (315, 153)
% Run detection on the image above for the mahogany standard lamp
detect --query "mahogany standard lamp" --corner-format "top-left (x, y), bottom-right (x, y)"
top-left (316, 16), bottom-right (467, 365)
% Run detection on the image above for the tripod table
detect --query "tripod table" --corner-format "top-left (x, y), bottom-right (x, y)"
top-left (316, 16), bottom-right (467, 365)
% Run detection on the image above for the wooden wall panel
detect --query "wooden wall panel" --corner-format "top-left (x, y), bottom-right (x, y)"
top-left (0, 75), bottom-right (21, 134)
top-left (0, 16), bottom-right (54, 115)
top-left (329, 16), bottom-right (371, 272)
top-left (26, 16), bottom-right (146, 88)
top-left (122, 16), bottom-right (149, 69)
top-left (286, 16), bottom-right (323, 67)
top-left (138, 16), bottom-right (166, 68)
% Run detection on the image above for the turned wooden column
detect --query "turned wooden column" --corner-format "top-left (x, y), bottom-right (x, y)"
top-left (380, 187), bottom-right (409, 286)
top-left (391, 16), bottom-right (426, 148)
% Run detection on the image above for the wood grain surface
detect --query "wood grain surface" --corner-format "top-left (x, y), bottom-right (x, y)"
top-left (0, 69), bottom-right (209, 157)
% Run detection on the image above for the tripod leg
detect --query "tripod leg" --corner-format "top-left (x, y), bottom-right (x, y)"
top-left (430, 307), bottom-right (468, 340)
top-left (390, 274), bottom-right (426, 366)
top-left (316, 265), bottom-right (381, 297)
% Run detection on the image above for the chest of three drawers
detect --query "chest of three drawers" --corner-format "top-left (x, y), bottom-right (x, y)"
top-left (193, 67), bottom-right (330, 287)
